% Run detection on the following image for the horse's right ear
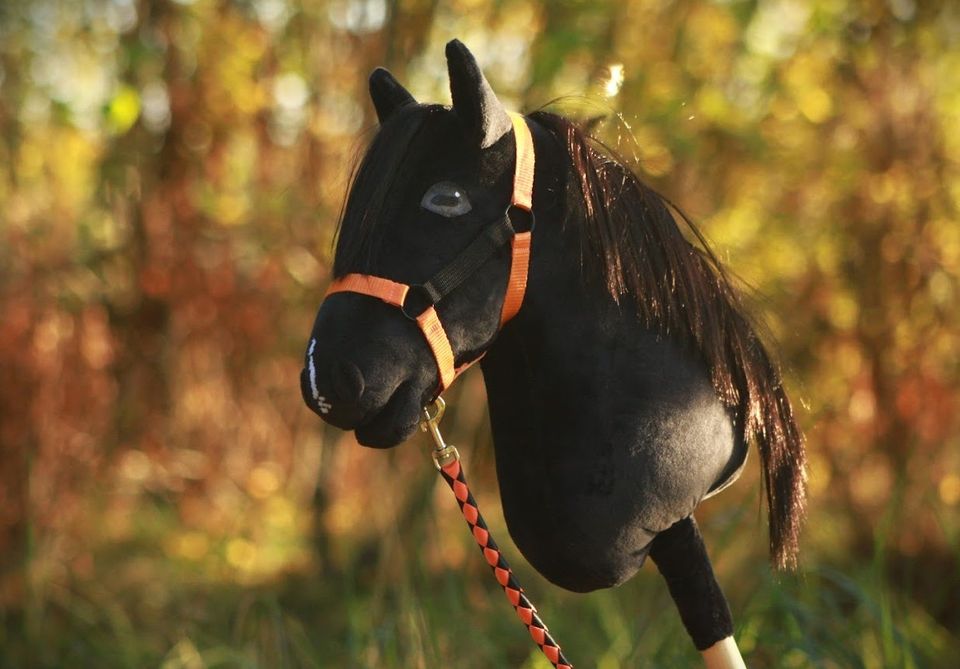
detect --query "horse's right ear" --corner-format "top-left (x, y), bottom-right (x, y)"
top-left (369, 67), bottom-right (416, 123)
top-left (445, 39), bottom-right (511, 149)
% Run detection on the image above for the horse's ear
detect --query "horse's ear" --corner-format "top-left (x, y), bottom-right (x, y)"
top-left (369, 67), bottom-right (416, 124)
top-left (445, 39), bottom-right (511, 149)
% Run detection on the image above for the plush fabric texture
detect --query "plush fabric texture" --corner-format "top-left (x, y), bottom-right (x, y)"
top-left (305, 106), bottom-right (515, 446)
top-left (445, 39), bottom-right (513, 149)
top-left (649, 517), bottom-right (734, 651)
top-left (477, 122), bottom-right (745, 592)
top-left (369, 67), bottom-right (416, 124)
top-left (304, 107), bottom-right (745, 590)
top-left (302, 38), bottom-right (802, 650)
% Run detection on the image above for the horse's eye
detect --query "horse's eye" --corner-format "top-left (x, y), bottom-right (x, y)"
top-left (421, 181), bottom-right (472, 218)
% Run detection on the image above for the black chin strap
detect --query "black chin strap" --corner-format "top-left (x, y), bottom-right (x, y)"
top-left (407, 208), bottom-right (530, 316)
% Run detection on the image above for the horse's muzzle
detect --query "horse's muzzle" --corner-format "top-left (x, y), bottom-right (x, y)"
top-left (300, 353), bottom-right (367, 428)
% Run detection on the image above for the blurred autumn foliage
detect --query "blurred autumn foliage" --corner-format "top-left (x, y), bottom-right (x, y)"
top-left (1, 0), bottom-right (958, 666)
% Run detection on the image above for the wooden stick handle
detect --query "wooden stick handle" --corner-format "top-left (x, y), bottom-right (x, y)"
top-left (700, 636), bottom-right (746, 669)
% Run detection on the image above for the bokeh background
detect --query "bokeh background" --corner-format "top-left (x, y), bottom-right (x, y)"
top-left (1, 0), bottom-right (958, 667)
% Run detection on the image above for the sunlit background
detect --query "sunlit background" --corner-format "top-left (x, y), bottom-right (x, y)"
top-left (1, 0), bottom-right (958, 667)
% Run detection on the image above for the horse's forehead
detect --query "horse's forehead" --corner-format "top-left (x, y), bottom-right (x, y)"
top-left (333, 105), bottom-right (484, 274)
top-left (385, 107), bottom-right (474, 170)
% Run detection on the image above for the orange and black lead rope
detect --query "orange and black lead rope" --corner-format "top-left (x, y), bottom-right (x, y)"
top-left (437, 458), bottom-right (573, 669)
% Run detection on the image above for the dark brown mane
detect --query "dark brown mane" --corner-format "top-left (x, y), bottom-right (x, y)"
top-left (333, 104), bottom-right (447, 276)
top-left (528, 111), bottom-right (806, 569)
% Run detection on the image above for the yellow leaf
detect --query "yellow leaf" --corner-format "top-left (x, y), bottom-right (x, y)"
top-left (106, 85), bottom-right (141, 134)
top-left (797, 86), bottom-right (833, 124)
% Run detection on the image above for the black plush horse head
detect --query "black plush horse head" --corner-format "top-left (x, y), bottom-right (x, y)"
top-left (302, 41), bottom-right (525, 447)
top-left (303, 39), bottom-right (806, 654)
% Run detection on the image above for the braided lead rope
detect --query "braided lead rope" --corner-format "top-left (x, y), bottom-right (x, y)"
top-left (421, 399), bottom-right (573, 669)
top-left (437, 458), bottom-right (574, 668)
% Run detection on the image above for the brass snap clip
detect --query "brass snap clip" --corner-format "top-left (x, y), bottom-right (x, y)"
top-left (420, 397), bottom-right (460, 470)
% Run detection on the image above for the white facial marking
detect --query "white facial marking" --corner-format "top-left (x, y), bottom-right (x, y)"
top-left (307, 338), bottom-right (330, 414)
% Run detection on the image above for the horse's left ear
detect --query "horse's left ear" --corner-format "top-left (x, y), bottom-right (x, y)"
top-left (369, 67), bottom-right (416, 124)
top-left (445, 39), bottom-right (512, 148)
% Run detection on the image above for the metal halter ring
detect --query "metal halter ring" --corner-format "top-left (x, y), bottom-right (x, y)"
top-left (506, 204), bottom-right (535, 234)
top-left (401, 284), bottom-right (435, 320)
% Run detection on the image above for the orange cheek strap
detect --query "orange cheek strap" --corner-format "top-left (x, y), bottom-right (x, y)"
top-left (499, 113), bottom-right (534, 327)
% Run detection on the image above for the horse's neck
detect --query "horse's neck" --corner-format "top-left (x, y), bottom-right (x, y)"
top-left (479, 138), bottom-right (613, 443)
top-left (475, 121), bottom-right (749, 592)
top-left (477, 123), bottom-right (711, 447)
top-left (477, 174), bottom-right (740, 521)
top-left (479, 287), bottom-right (607, 446)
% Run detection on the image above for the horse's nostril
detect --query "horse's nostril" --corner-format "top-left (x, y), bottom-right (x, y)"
top-left (331, 360), bottom-right (365, 404)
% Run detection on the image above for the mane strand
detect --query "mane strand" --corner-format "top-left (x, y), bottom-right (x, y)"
top-left (528, 111), bottom-right (807, 569)
top-left (334, 104), bottom-right (445, 276)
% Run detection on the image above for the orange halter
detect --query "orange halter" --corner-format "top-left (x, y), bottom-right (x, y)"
top-left (324, 112), bottom-right (535, 392)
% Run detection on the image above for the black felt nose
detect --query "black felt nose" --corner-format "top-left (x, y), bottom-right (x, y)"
top-left (331, 360), bottom-right (365, 404)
